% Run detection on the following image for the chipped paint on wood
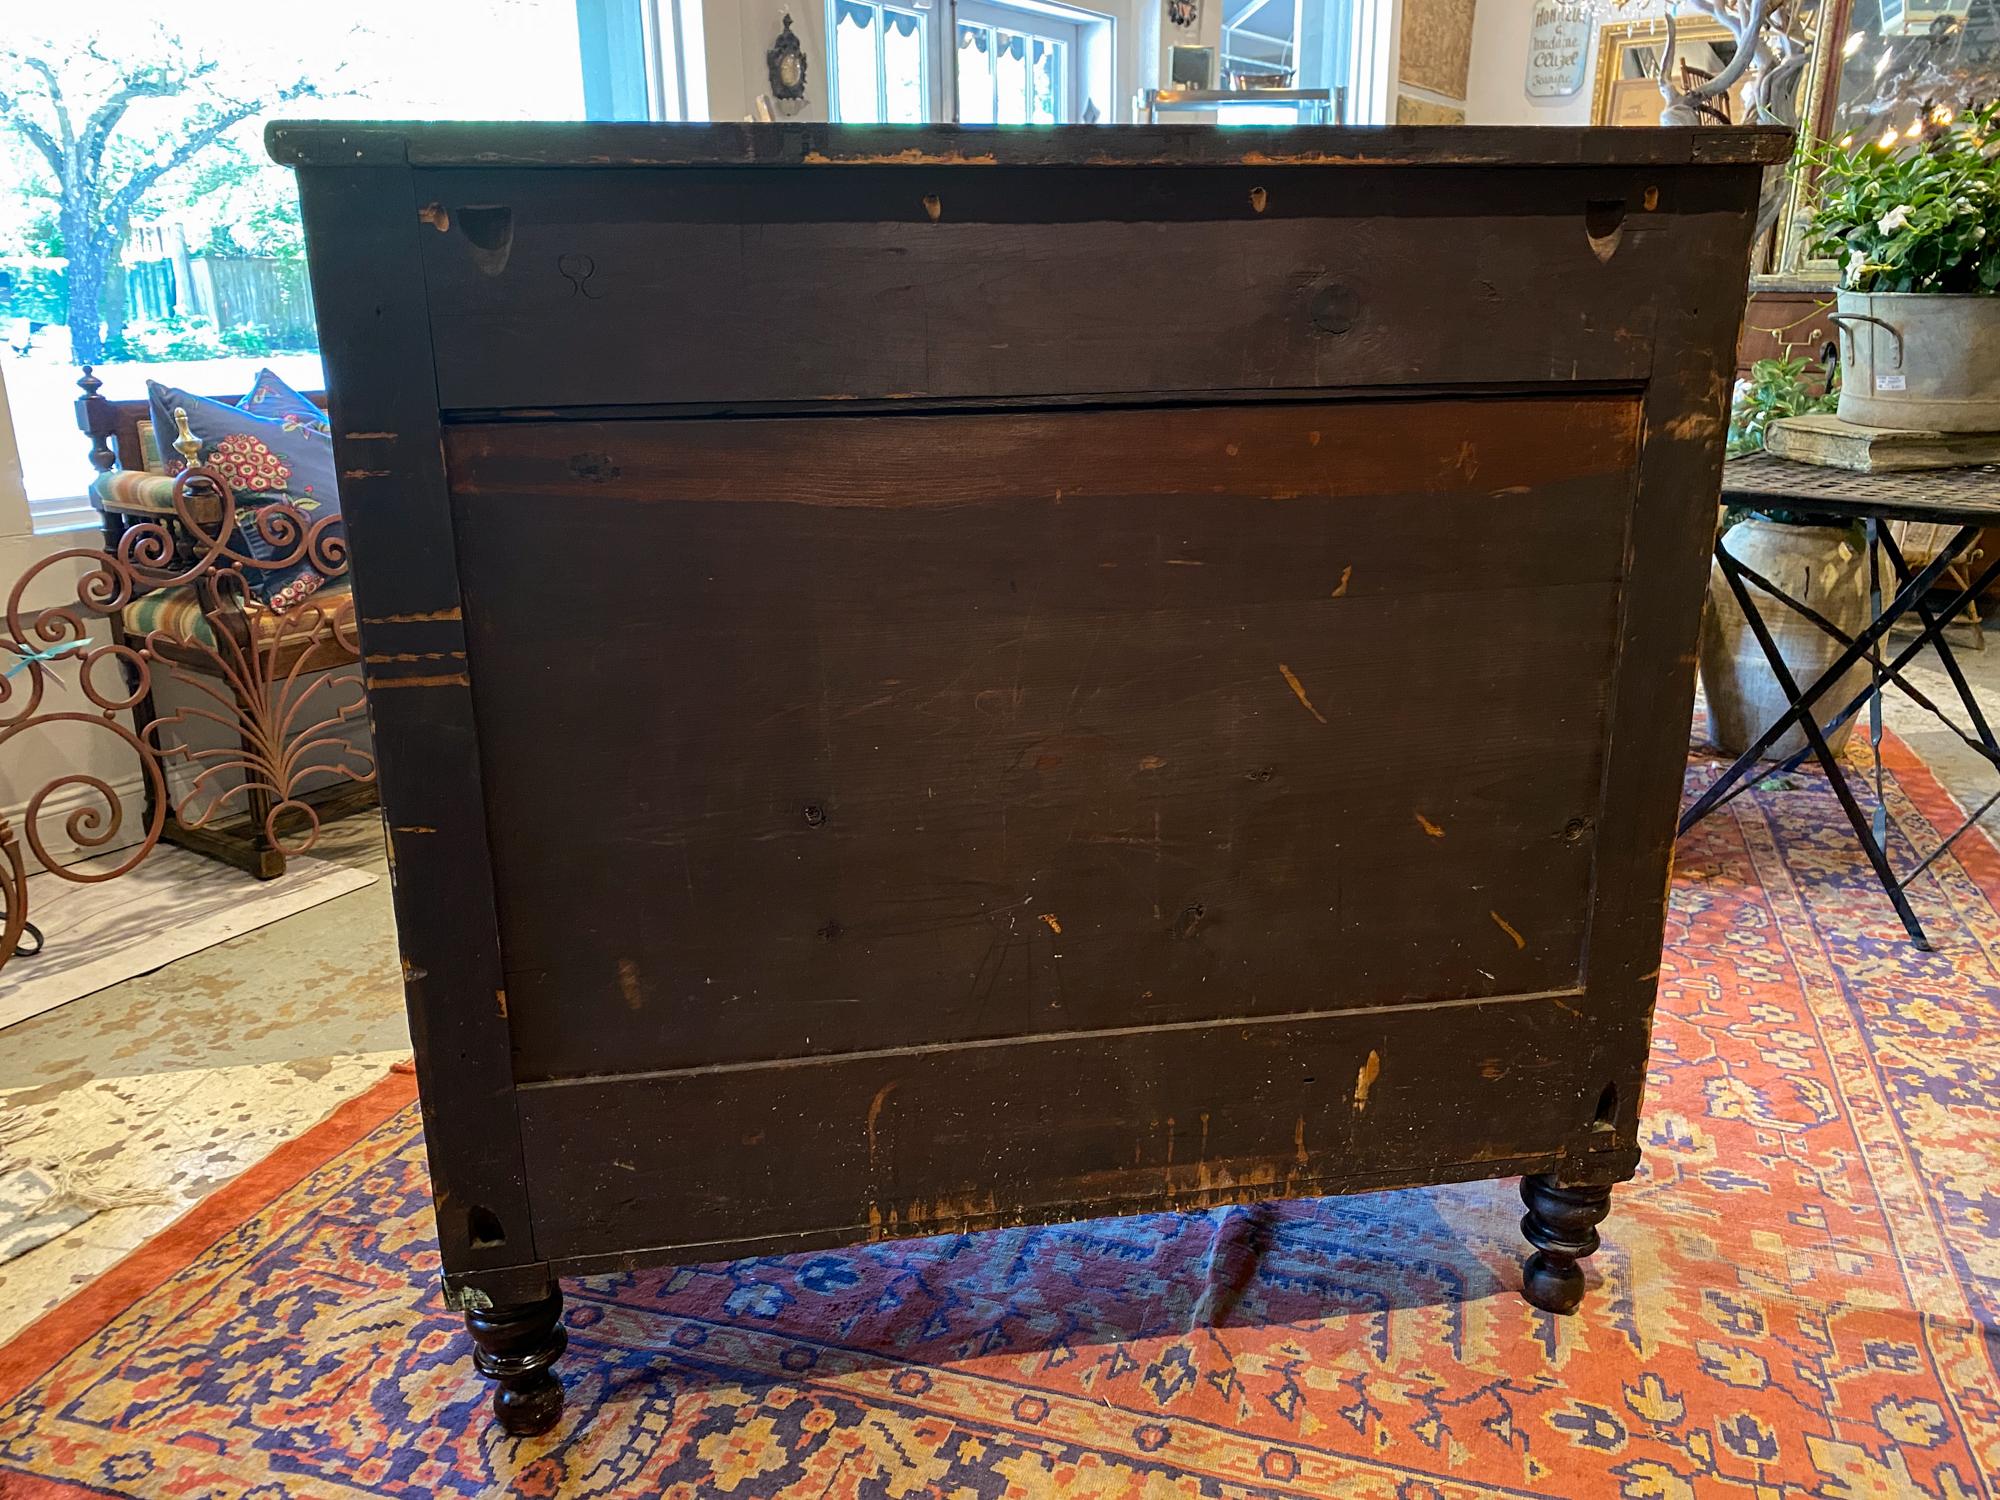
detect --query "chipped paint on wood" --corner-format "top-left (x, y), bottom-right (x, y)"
top-left (366, 607), bottom-right (463, 624)
top-left (495, 988), bottom-right (509, 1019)
top-left (1415, 812), bottom-right (1445, 838)
top-left (365, 672), bottom-right (472, 690)
top-left (1353, 1050), bottom-right (1381, 1111)
top-left (1330, 565), bottom-right (1352, 598)
top-left (1038, 913), bottom-right (1063, 935)
top-left (617, 958), bottom-right (643, 1011)
top-left (1248, 186), bottom-right (1268, 213)
top-left (1490, 911), bottom-right (1527, 949)
top-left (866, 1081), bottom-right (898, 1164)
top-left (1137, 755), bottom-right (1167, 772)
top-left (1277, 663), bottom-right (1328, 724)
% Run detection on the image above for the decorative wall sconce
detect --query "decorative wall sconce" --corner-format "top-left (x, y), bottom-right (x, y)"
top-left (768, 13), bottom-right (809, 114)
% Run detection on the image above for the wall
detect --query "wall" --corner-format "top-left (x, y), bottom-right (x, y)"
top-left (1397, 0), bottom-right (1477, 124)
top-left (1464, 0), bottom-right (1594, 124)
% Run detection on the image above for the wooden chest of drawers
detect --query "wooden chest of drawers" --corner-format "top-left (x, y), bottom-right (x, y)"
top-left (273, 120), bottom-right (1786, 1433)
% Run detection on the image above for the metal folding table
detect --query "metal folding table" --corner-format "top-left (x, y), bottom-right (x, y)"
top-left (1678, 454), bottom-right (2000, 948)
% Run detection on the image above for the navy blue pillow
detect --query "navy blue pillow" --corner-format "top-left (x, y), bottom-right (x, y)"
top-left (237, 366), bottom-right (326, 427)
top-left (147, 380), bottom-right (342, 612)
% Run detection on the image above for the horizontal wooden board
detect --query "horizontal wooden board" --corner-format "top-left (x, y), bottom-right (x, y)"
top-left (268, 120), bottom-right (1795, 170)
top-left (445, 394), bottom-right (1641, 1081)
top-left (415, 163), bottom-right (1745, 410)
top-left (512, 992), bottom-right (1634, 1266)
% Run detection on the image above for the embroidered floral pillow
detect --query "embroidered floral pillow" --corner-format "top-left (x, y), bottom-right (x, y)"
top-left (146, 378), bottom-right (342, 612)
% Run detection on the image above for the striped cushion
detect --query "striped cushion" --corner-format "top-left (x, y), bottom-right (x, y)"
top-left (89, 470), bottom-right (180, 514)
top-left (121, 578), bottom-right (354, 652)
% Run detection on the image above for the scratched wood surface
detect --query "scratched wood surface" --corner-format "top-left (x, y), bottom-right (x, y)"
top-left (279, 121), bottom-right (1769, 1298)
top-left (449, 396), bottom-right (1638, 1084)
top-left (413, 165), bottom-right (1741, 411)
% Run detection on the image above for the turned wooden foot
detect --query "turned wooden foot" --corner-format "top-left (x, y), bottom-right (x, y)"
top-left (465, 1289), bottom-right (567, 1435)
top-left (1519, 1175), bottom-right (1613, 1315)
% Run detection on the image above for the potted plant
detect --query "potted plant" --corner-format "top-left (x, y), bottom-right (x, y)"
top-left (1698, 353), bottom-right (1874, 759)
top-left (1803, 99), bottom-right (2000, 431)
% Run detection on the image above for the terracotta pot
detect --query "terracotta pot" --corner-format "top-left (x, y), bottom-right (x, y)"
top-left (1832, 290), bottom-right (2000, 432)
top-left (1697, 516), bottom-right (1869, 761)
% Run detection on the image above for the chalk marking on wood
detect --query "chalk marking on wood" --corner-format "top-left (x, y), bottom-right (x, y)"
top-left (1353, 1051), bottom-right (1381, 1111)
top-left (1490, 911), bottom-right (1527, 949)
top-left (1278, 663), bottom-right (1327, 724)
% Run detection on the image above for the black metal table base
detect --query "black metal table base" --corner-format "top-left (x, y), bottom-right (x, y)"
top-left (1679, 520), bottom-right (2000, 950)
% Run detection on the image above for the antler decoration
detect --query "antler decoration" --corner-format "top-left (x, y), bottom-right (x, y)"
top-left (1655, 0), bottom-right (1815, 128)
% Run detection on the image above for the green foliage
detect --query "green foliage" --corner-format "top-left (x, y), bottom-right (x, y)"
top-left (1803, 99), bottom-right (2000, 294)
top-left (1723, 353), bottom-right (1846, 533)
top-left (1727, 354), bottom-right (1839, 458)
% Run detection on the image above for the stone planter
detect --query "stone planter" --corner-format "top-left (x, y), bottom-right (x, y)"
top-left (1833, 290), bottom-right (2000, 432)
top-left (1698, 516), bottom-right (1870, 761)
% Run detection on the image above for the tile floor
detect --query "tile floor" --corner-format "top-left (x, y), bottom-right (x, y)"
top-left (2, 616), bottom-right (1999, 1347)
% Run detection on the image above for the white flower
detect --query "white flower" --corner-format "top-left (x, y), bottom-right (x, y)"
top-left (1877, 204), bottom-right (1912, 233)
top-left (1847, 247), bottom-right (1869, 283)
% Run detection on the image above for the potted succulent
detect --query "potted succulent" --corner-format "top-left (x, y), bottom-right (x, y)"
top-left (1698, 353), bottom-right (1873, 759)
top-left (1804, 99), bottom-right (2000, 431)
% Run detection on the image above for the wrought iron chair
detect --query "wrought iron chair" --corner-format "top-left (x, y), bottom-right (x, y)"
top-left (66, 365), bottom-right (377, 880)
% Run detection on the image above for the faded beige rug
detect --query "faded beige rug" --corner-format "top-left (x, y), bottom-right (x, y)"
top-left (0, 847), bottom-right (377, 1031)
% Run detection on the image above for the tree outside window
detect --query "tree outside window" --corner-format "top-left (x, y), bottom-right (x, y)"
top-left (0, 1), bottom-right (596, 514)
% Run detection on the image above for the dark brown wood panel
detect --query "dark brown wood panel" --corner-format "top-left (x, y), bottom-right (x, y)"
top-left (290, 166), bottom-right (541, 1281)
top-left (446, 394), bottom-right (1640, 1080)
top-left (513, 991), bottom-right (1631, 1266)
top-left (415, 164), bottom-right (1748, 411)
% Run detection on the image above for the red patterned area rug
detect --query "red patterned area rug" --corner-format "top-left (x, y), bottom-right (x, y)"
top-left (3, 733), bottom-right (1999, 1499)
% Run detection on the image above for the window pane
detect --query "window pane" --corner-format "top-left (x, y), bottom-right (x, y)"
top-left (835, 4), bottom-right (884, 123)
top-left (1, 0), bottom-right (588, 509)
top-left (958, 25), bottom-right (997, 124)
top-left (996, 31), bottom-right (1030, 124)
top-left (1029, 38), bottom-right (1061, 124)
top-left (882, 8), bottom-right (928, 124)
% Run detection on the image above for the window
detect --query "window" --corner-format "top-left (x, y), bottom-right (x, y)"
top-left (831, 0), bottom-right (1104, 125)
top-left (1212, 1), bottom-right (1397, 126)
top-left (0, 0), bottom-right (680, 527)
top-left (957, 3), bottom-right (1082, 125)
top-left (833, 2), bottom-right (936, 124)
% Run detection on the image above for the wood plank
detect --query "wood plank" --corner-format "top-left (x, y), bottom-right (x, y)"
top-left (512, 992), bottom-right (1636, 1266)
top-left (445, 396), bottom-right (1640, 1079)
top-left (1575, 158), bottom-right (1767, 1145)
top-left (292, 164), bottom-right (541, 1292)
top-left (413, 164), bottom-right (1736, 410)
top-left (266, 120), bottom-right (1795, 170)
